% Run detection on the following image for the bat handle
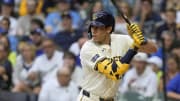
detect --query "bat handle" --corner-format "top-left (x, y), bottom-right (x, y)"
top-left (122, 15), bottom-right (131, 25)
top-left (125, 18), bottom-right (131, 25)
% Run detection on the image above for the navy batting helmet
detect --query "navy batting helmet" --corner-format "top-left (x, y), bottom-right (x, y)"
top-left (88, 10), bottom-right (115, 38)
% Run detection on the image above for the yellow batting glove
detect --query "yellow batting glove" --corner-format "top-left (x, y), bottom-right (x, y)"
top-left (127, 24), bottom-right (146, 49)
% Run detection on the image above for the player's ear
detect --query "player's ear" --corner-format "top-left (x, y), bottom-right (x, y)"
top-left (106, 26), bottom-right (112, 34)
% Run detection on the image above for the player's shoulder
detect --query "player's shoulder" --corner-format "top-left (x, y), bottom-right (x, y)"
top-left (111, 33), bottom-right (133, 47)
top-left (80, 40), bottom-right (98, 57)
top-left (81, 40), bottom-right (96, 51)
top-left (111, 33), bottom-right (132, 40)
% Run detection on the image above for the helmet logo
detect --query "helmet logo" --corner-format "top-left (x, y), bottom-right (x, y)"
top-left (92, 14), bottom-right (97, 20)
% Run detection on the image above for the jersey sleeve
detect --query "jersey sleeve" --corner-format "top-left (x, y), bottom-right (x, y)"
top-left (122, 35), bottom-right (133, 50)
top-left (80, 41), bottom-right (105, 70)
top-left (111, 34), bottom-right (134, 56)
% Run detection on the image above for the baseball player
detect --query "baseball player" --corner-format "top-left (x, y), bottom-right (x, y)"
top-left (77, 10), bottom-right (157, 101)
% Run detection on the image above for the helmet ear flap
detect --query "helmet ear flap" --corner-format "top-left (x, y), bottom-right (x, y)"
top-left (88, 32), bottom-right (92, 39)
top-left (88, 25), bottom-right (92, 39)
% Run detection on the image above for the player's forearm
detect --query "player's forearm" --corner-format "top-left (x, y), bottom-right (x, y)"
top-left (120, 49), bottom-right (137, 63)
top-left (138, 39), bottom-right (157, 54)
top-left (167, 92), bottom-right (180, 100)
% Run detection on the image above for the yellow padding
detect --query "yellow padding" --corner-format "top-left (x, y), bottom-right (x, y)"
top-left (95, 58), bottom-right (129, 81)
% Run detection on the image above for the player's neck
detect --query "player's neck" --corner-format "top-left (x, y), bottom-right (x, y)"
top-left (101, 35), bottom-right (111, 45)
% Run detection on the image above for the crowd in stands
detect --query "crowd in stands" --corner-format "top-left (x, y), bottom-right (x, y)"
top-left (0, 0), bottom-right (179, 101)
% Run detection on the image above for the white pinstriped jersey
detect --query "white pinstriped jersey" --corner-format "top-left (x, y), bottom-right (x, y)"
top-left (80, 33), bottom-right (133, 98)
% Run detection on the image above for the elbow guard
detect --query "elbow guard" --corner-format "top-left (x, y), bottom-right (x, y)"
top-left (95, 49), bottom-right (137, 81)
top-left (95, 57), bottom-right (129, 81)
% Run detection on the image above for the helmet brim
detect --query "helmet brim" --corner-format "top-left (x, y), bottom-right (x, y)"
top-left (90, 21), bottom-right (105, 27)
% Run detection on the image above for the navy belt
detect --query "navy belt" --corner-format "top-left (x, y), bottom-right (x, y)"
top-left (82, 89), bottom-right (114, 101)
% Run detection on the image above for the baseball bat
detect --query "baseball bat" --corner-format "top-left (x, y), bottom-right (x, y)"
top-left (111, 0), bottom-right (147, 45)
top-left (111, 0), bottom-right (131, 25)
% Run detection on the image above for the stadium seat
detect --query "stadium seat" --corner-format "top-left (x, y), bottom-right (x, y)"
top-left (28, 93), bottom-right (38, 101)
top-left (0, 90), bottom-right (38, 101)
top-left (0, 90), bottom-right (28, 101)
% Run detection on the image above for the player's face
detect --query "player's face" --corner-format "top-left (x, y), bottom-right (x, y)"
top-left (91, 26), bottom-right (110, 43)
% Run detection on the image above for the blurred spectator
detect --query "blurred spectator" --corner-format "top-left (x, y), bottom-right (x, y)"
top-left (17, 0), bottom-right (44, 36)
top-left (101, 0), bottom-right (116, 16)
top-left (38, 65), bottom-right (79, 101)
top-left (30, 18), bottom-right (44, 32)
top-left (42, 0), bottom-right (58, 15)
top-left (147, 56), bottom-right (163, 91)
top-left (166, 55), bottom-right (180, 100)
top-left (132, 0), bottom-right (141, 19)
top-left (122, 0), bottom-right (137, 8)
top-left (159, 55), bottom-right (180, 92)
top-left (156, 8), bottom-right (177, 40)
top-left (0, 17), bottom-right (10, 33)
top-left (152, 0), bottom-right (163, 12)
top-left (177, 11), bottom-right (180, 23)
top-left (0, 17), bottom-right (18, 52)
top-left (171, 40), bottom-right (180, 58)
top-left (89, 1), bottom-right (103, 20)
top-left (12, 42), bottom-right (37, 93)
top-left (92, 1), bottom-right (103, 14)
top-left (166, 55), bottom-right (180, 82)
top-left (18, 0), bottom-right (43, 16)
top-left (45, 0), bottom-right (81, 33)
top-left (0, 35), bottom-right (16, 66)
top-left (120, 52), bottom-right (157, 97)
top-left (0, 43), bottom-right (12, 90)
top-left (152, 31), bottom-right (174, 59)
top-left (162, 31), bottom-right (174, 53)
top-left (63, 52), bottom-right (83, 86)
top-left (176, 24), bottom-right (180, 40)
top-left (53, 13), bottom-right (82, 50)
top-left (135, 0), bottom-right (162, 38)
top-left (165, 0), bottom-right (180, 11)
top-left (0, 27), bottom-right (7, 35)
top-left (78, 1), bottom-right (90, 21)
top-left (69, 37), bottom-right (88, 67)
top-left (69, 37), bottom-right (88, 66)
top-left (69, 37), bottom-right (88, 56)
top-left (0, 0), bottom-right (17, 35)
top-left (28, 38), bottom-right (64, 90)
top-left (114, 1), bottom-right (132, 34)
top-left (29, 29), bottom-right (45, 56)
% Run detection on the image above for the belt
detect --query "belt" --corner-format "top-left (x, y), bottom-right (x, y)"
top-left (82, 89), bottom-right (114, 101)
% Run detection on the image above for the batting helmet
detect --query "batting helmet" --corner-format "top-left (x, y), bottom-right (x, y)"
top-left (88, 10), bottom-right (115, 38)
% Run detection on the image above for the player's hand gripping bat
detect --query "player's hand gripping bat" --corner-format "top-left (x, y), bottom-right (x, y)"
top-left (111, 0), bottom-right (147, 45)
